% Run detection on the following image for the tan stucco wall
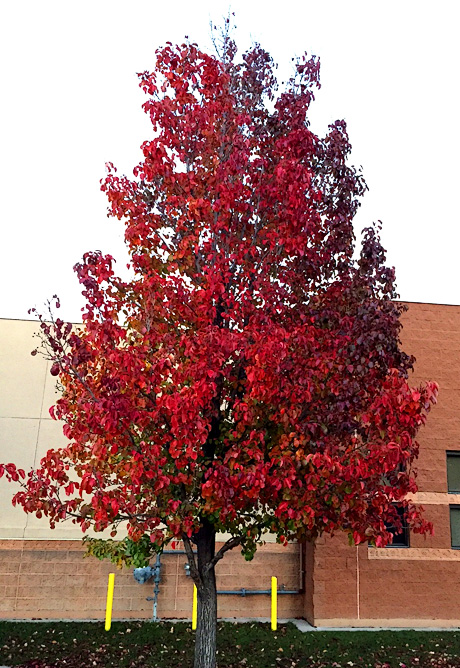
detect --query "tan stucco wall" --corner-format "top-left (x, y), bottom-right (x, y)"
top-left (0, 319), bottom-right (72, 539)
top-left (0, 319), bottom-right (126, 541)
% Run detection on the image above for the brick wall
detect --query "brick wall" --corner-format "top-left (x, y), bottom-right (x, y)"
top-left (311, 302), bottom-right (460, 627)
top-left (0, 540), bottom-right (302, 621)
top-left (311, 531), bottom-right (460, 627)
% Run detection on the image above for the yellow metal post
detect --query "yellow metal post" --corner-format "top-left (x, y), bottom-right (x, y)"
top-left (105, 573), bottom-right (115, 631)
top-left (271, 576), bottom-right (277, 631)
top-left (192, 584), bottom-right (197, 630)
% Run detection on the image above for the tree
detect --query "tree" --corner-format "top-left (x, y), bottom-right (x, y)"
top-left (1, 29), bottom-right (438, 668)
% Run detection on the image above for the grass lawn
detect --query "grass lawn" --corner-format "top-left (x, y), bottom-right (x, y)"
top-left (1, 621), bottom-right (460, 667)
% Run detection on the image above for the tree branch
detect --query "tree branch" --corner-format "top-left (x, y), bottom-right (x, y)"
top-left (204, 535), bottom-right (242, 572)
top-left (182, 533), bottom-right (202, 588)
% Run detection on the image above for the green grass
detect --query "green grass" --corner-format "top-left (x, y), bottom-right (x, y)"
top-left (1, 621), bottom-right (460, 667)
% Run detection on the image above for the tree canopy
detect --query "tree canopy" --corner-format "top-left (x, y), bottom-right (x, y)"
top-left (1, 30), bottom-right (438, 668)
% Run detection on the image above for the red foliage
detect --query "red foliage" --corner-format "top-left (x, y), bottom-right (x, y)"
top-left (2, 39), bottom-right (438, 560)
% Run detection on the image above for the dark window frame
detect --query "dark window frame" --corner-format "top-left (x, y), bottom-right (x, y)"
top-left (368, 503), bottom-right (410, 549)
top-left (384, 504), bottom-right (410, 548)
top-left (446, 451), bottom-right (460, 493)
top-left (450, 504), bottom-right (460, 549)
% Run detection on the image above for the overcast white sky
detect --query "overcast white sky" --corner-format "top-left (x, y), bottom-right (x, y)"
top-left (1, 1), bottom-right (459, 323)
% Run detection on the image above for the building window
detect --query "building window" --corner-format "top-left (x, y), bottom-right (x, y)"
top-left (447, 452), bottom-right (460, 493)
top-left (369, 504), bottom-right (410, 548)
top-left (450, 506), bottom-right (460, 549)
top-left (385, 504), bottom-right (409, 547)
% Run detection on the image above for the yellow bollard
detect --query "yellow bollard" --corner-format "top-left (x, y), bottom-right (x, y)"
top-left (192, 584), bottom-right (197, 630)
top-left (105, 573), bottom-right (115, 631)
top-left (271, 576), bottom-right (277, 631)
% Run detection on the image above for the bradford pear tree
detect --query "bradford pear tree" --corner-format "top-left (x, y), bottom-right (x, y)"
top-left (1, 30), bottom-right (437, 668)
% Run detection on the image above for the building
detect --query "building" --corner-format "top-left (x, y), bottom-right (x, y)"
top-left (0, 302), bottom-right (459, 625)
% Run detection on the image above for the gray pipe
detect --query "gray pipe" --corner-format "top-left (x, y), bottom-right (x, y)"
top-left (160, 550), bottom-right (302, 594)
top-left (152, 553), bottom-right (161, 622)
top-left (217, 589), bottom-right (300, 596)
top-left (146, 546), bottom-right (302, 621)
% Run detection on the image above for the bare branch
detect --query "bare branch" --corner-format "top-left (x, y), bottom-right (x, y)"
top-left (182, 533), bottom-right (202, 588)
top-left (204, 535), bottom-right (242, 571)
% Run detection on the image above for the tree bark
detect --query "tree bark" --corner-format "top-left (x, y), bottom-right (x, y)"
top-left (193, 520), bottom-right (218, 668)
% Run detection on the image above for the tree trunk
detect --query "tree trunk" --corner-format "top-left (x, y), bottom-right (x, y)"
top-left (193, 520), bottom-right (218, 668)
